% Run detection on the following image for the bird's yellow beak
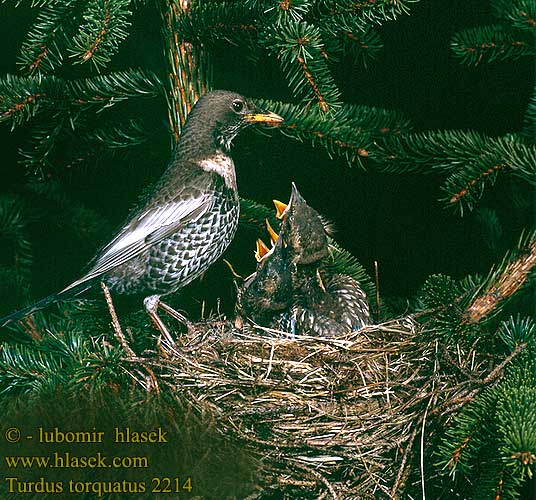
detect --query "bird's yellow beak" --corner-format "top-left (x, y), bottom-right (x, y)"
top-left (273, 199), bottom-right (288, 220)
top-left (255, 238), bottom-right (271, 262)
top-left (265, 219), bottom-right (279, 245)
top-left (245, 110), bottom-right (284, 124)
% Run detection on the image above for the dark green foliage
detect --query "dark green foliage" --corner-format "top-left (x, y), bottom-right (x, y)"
top-left (415, 231), bottom-right (536, 345)
top-left (261, 0), bottom-right (312, 24)
top-left (314, 0), bottom-right (417, 29)
top-left (239, 197), bottom-right (279, 232)
top-left (437, 356), bottom-right (536, 500)
top-left (522, 85), bottom-right (536, 142)
top-left (0, 70), bottom-right (162, 171)
top-left (10, 0), bottom-right (137, 74)
top-left (323, 25), bottom-right (383, 67)
top-left (86, 119), bottom-right (150, 149)
top-left (0, 194), bottom-right (33, 279)
top-left (451, 24), bottom-right (535, 65)
top-left (174, 2), bottom-right (258, 45)
top-left (493, 0), bottom-right (536, 32)
top-left (25, 180), bottom-right (111, 242)
top-left (325, 241), bottom-right (376, 306)
top-left (499, 315), bottom-right (536, 353)
top-left (175, 0), bottom-right (416, 113)
top-left (475, 207), bottom-right (504, 257)
top-left (256, 98), bottom-right (411, 166)
top-left (18, 0), bottom-right (78, 75)
top-left (452, 1), bottom-right (536, 66)
top-left (0, 70), bottom-right (162, 122)
top-left (262, 20), bottom-right (341, 110)
top-left (70, 0), bottom-right (133, 69)
top-left (416, 273), bottom-right (481, 343)
top-left (375, 131), bottom-right (536, 214)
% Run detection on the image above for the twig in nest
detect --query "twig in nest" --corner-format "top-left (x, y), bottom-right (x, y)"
top-left (391, 422), bottom-right (419, 497)
top-left (420, 394), bottom-right (435, 500)
top-left (100, 282), bottom-right (136, 358)
top-left (480, 342), bottom-right (526, 385)
top-left (356, 441), bottom-right (392, 497)
top-left (374, 260), bottom-right (381, 322)
top-left (440, 345), bottom-right (478, 382)
top-left (294, 462), bottom-right (340, 500)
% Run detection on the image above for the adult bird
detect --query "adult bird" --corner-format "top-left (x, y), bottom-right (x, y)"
top-left (0, 90), bottom-right (283, 342)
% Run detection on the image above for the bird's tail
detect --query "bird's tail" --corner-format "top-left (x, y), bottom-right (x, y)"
top-left (0, 284), bottom-right (91, 328)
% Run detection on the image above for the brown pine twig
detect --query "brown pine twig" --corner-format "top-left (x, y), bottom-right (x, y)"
top-left (3, 94), bottom-right (46, 119)
top-left (82, 0), bottom-right (110, 62)
top-left (100, 281), bottom-right (135, 357)
top-left (465, 240), bottom-right (536, 322)
top-left (374, 260), bottom-right (381, 322)
top-left (295, 48), bottom-right (329, 112)
top-left (450, 162), bottom-right (507, 203)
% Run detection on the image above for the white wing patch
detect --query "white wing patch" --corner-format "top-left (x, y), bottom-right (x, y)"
top-left (100, 200), bottom-right (203, 258)
top-left (61, 195), bottom-right (212, 293)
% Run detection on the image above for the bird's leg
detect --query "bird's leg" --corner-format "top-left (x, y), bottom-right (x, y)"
top-left (158, 301), bottom-right (195, 332)
top-left (143, 295), bottom-right (175, 345)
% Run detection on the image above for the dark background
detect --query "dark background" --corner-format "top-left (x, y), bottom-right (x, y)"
top-left (0, 1), bottom-right (533, 319)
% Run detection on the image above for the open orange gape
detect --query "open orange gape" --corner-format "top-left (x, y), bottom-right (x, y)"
top-left (235, 183), bottom-right (371, 337)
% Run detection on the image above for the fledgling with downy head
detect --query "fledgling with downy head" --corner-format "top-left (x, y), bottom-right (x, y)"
top-left (236, 183), bottom-right (370, 337)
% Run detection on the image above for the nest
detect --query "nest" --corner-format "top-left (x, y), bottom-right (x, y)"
top-left (123, 315), bottom-right (514, 500)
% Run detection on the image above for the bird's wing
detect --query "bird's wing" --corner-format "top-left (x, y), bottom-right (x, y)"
top-left (62, 189), bottom-right (213, 293)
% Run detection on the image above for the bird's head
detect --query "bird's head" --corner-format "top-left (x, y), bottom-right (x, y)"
top-left (236, 232), bottom-right (293, 320)
top-left (277, 183), bottom-right (330, 265)
top-left (184, 91), bottom-right (283, 153)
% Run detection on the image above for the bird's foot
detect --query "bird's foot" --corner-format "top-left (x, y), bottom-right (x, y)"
top-left (144, 295), bottom-right (175, 345)
top-left (143, 295), bottom-right (194, 345)
top-left (158, 301), bottom-right (195, 332)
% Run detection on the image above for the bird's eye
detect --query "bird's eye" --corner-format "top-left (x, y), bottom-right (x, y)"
top-left (231, 99), bottom-right (245, 113)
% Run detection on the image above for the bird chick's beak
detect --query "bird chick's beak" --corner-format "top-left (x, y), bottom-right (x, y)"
top-left (273, 199), bottom-right (288, 220)
top-left (265, 219), bottom-right (279, 245)
top-left (255, 238), bottom-right (271, 262)
top-left (245, 107), bottom-right (284, 124)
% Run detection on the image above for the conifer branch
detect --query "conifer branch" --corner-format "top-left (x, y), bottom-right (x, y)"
top-left (465, 233), bottom-right (536, 323)
top-left (240, 197), bottom-right (279, 232)
top-left (262, 21), bottom-right (341, 111)
top-left (498, 315), bottom-right (536, 351)
top-left (522, 85), bottom-right (536, 142)
top-left (69, 69), bottom-right (163, 108)
top-left (264, 0), bottom-right (312, 24)
top-left (0, 70), bottom-right (161, 130)
top-left (451, 24), bottom-right (535, 65)
top-left (316, 0), bottom-right (417, 28)
top-left (173, 2), bottom-right (258, 45)
top-left (0, 75), bottom-right (61, 128)
top-left (18, 0), bottom-right (79, 75)
top-left (0, 195), bottom-right (33, 279)
top-left (323, 26), bottom-right (383, 66)
top-left (375, 131), bottom-right (536, 213)
top-left (255, 99), bottom-right (411, 164)
top-left (25, 180), bottom-right (112, 241)
top-left (159, 0), bottom-right (211, 143)
top-left (69, 0), bottom-right (133, 69)
top-left (492, 0), bottom-right (536, 32)
top-left (87, 119), bottom-right (150, 149)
